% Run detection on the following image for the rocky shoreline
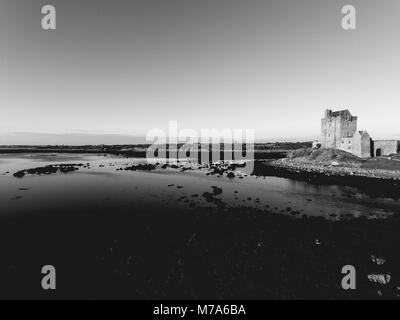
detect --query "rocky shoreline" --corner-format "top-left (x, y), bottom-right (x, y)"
top-left (13, 163), bottom-right (86, 178)
top-left (274, 158), bottom-right (400, 180)
top-left (253, 159), bottom-right (400, 200)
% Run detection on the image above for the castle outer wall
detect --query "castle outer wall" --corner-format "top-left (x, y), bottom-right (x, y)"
top-left (373, 140), bottom-right (400, 157)
top-left (337, 131), bottom-right (371, 158)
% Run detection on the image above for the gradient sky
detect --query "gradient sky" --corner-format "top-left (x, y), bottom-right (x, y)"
top-left (0, 0), bottom-right (399, 144)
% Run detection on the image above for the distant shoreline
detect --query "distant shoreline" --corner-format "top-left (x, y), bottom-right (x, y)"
top-left (0, 144), bottom-right (302, 160)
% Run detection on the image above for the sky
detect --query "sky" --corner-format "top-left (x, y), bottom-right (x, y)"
top-left (0, 0), bottom-right (399, 145)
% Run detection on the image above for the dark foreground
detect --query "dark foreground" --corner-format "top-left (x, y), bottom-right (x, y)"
top-left (0, 204), bottom-right (399, 299)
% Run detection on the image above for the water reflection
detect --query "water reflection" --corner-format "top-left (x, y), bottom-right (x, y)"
top-left (0, 153), bottom-right (399, 220)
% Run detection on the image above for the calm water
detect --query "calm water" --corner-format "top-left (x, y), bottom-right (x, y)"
top-left (1, 153), bottom-right (400, 299)
top-left (0, 153), bottom-right (399, 219)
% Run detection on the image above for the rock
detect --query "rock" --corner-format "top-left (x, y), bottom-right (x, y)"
top-left (13, 163), bottom-right (82, 178)
top-left (211, 186), bottom-right (223, 196)
top-left (202, 192), bottom-right (215, 202)
top-left (124, 164), bottom-right (156, 171)
top-left (227, 172), bottom-right (235, 178)
top-left (371, 255), bottom-right (386, 265)
top-left (368, 273), bottom-right (391, 285)
top-left (13, 171), bottom-right (25, 178)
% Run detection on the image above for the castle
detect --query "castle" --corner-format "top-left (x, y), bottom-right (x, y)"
top-left (315, 109), bottom-right (399, 158)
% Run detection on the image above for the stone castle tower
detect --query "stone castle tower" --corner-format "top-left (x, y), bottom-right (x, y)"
top-left (321, 109), bottom-right (357, 148)
top-left (318, 109), bottom-right (399, 158)
top-left (320, 109), bottom-right (371, 158)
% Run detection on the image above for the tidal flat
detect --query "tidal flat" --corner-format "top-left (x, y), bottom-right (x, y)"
top-left (0, 153), bottom-right (399, 299)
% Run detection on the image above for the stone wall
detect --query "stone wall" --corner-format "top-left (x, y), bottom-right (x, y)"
top-left (346, 132), bottom-right (371, 158)
top-left (338, 137), bottom-right (353, 153)
top-left (358, 134), bottom-right (372, 158)
top-left (373, 140), bottom-right (400, 157)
